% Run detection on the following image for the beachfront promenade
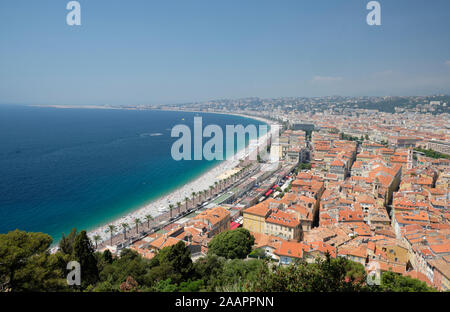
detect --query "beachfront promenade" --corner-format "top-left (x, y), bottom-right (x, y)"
top-left (95, 162), bottom-right (259, 251)
top-left (86, 111), bottom-right (278, 252)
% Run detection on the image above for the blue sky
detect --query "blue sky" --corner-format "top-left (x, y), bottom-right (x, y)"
top-left (0, 0), bottom-right (449, 106)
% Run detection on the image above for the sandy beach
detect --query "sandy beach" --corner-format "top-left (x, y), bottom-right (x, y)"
top-left (86, 112), bottom-right (275, 244)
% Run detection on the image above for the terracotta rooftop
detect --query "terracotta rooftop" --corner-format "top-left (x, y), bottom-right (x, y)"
top-left (266, 209), bottom-right (300, 228)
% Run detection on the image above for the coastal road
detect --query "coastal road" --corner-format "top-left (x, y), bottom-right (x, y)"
top-left (95, 163), bottom-right (258, 251)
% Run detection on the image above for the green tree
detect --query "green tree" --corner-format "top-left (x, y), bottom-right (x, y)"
top-left (249, 248), bottom-right (266, 259)
top-left (179, 279), bottom-right (204, 292)
top-left (92, 234), bottom-right (102, 250)
top-left (59, 228), bottom-right (78, 255)
top-left (191, 192), bottom-right (196, 206)
top-left (145, 214), bottom-right (154, 229)
top-left (296, 163), bottom-right (312, 172)
top-left (134, 218), bottom-right (141, 234)
top-left (149, 241), bottom-right (195, 284)
top-left (146, 262), bottom-right (178, 285)
top-left (98, 249), bottom-right (149, 290)
top-left (202, 189), bottom-right (208, 200)
top-left (251, 254), bottom-right (367, 292)
top-left (103, 249), bottom-right (114, 264)
top-left (344, 259), bottom-right (366, 281)
top-left (208, 228), bottom-right (255, 259)
top-left (73, 230), bottom-right (99, 288)
top-left (152, 278), bottom-right (178, 292)
top-left (0, 230), bottom-right (66, 292)
top-left (378, 271), bottom-right (434, 292)
top-left (413, 147), bottom-right (450, 160)
top-left (106, 225), bottom-right (116, 246)
top-left (121, 223), bottom-right (129, 240)
top-left (193, 254), bottom-right (226, 291)
top-left (185, 197), bottom-right (189, 211)
top-left (92, 278), bottom-right (119, 292)
top-left (217, 258), bottom-right (266, 290)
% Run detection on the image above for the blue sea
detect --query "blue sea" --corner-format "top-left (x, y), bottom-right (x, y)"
top-left (0, 105), bottom-right (266, 242)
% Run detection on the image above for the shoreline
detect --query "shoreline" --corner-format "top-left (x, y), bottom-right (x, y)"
top-left (80, 109), bottom-right (275, 245)
top-left (30, 104), bottom-right (276, 248)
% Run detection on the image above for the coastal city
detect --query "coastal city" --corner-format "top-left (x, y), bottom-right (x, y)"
top-left (86, 95), bottom-right (450, 292)
top-left (2, 0), bottom-right (450, 300)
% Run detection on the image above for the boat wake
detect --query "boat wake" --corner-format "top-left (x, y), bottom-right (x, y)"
top-left (140, 132), bottom-right (163, 138)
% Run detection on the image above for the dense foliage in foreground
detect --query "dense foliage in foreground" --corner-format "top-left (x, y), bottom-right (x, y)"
top-left (0, 230), bottom-right (434, 292)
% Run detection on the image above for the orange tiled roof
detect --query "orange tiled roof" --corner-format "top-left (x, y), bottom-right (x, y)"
top-left (193, 206), bottom-right (230, 225)
top-left (338, 246), bottom-right (367, 259)
top-left (149, 236), bottom-right (185, 250)
top-left (244, 202), bottom-right (272, 217)
top-left (266, 209), bottom-right (300, 228)
top-left (429, 242), bottom-right (450, 254)
top-left (274, 241), bottom-right (305, 259)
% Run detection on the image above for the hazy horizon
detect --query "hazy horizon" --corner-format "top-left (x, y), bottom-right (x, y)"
top-left (1, 0), bottom-right (450, 106)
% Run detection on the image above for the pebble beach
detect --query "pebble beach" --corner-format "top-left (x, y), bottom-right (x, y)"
top-left (87, 113), bottom-right (274, 243)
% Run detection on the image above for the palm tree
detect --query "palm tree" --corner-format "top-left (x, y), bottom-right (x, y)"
top-left (191, 191), bottom-right (196, 206)
top-left (177, 202), bottom-right (181, 215)
top-left (185, 196), bottom-right (189, 211)
top-left (169, 204), bottom-right (174, 218)
top-left (121, 223), bottom-right (129, 240)
top-left (106, 225), bottom-right (116, 246)
top-left (214, 181), bottom-right (218, 192)
top-left (134, 218), bottom-right (141, 234)
top-left (93, 234), bottom-right (101, 250)
top-left (209, 185), bottom-right (214, 197)
top-left (145, 214), bottom-right (154, 229)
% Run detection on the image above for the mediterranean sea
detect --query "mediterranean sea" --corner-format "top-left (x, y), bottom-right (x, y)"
top-left (0, 105), bottom-right (265, 241)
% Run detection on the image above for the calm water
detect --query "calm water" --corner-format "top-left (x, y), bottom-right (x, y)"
top-left (0, 105), bottom-right (265, 242)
